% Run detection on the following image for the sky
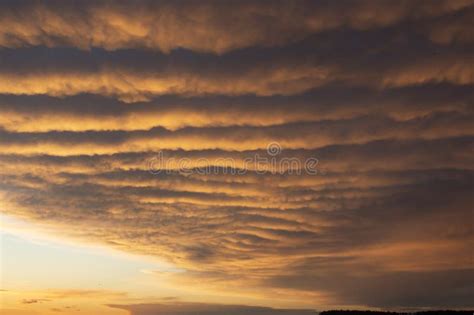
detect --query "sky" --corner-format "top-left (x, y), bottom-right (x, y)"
top-left (0, 0), bottom-right (473, 314)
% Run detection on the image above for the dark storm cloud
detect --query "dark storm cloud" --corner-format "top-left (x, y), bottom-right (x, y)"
top-left (1, 0), bottom-right (472, 53)
top-left (266, 269), bottom-right (474, 308)
top-left (0, 83), bottom-right (472, 132)
top-left (0, 0), bottom-right (473, 310)
top-left (1, 113), bottom-right (473, 154)
top-left (0, 20), bottom-right (473, 100)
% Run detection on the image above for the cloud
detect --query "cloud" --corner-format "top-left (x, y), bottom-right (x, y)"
top-left (1, 114), bottom-right (473, 155)
top-left (1, 0), bottom-right (473, 310)
top-left (265, 269), bottom-right (474, 308)
top-left (1, 0), bottom-right (472, 53)
top-left (2, 142), bottom-right (472, 308)
top-left (21, 299), bottom-right (49, 304)
top-left (0, 83), bottom-right (472, 132)
top-left (0, 21), bottom-right (473, 101)
top-left (109, 302), bottom-right (316, 315)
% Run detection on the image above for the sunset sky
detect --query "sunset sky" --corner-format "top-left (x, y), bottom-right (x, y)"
top-left (0, 1), bottom-right (473, 314)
